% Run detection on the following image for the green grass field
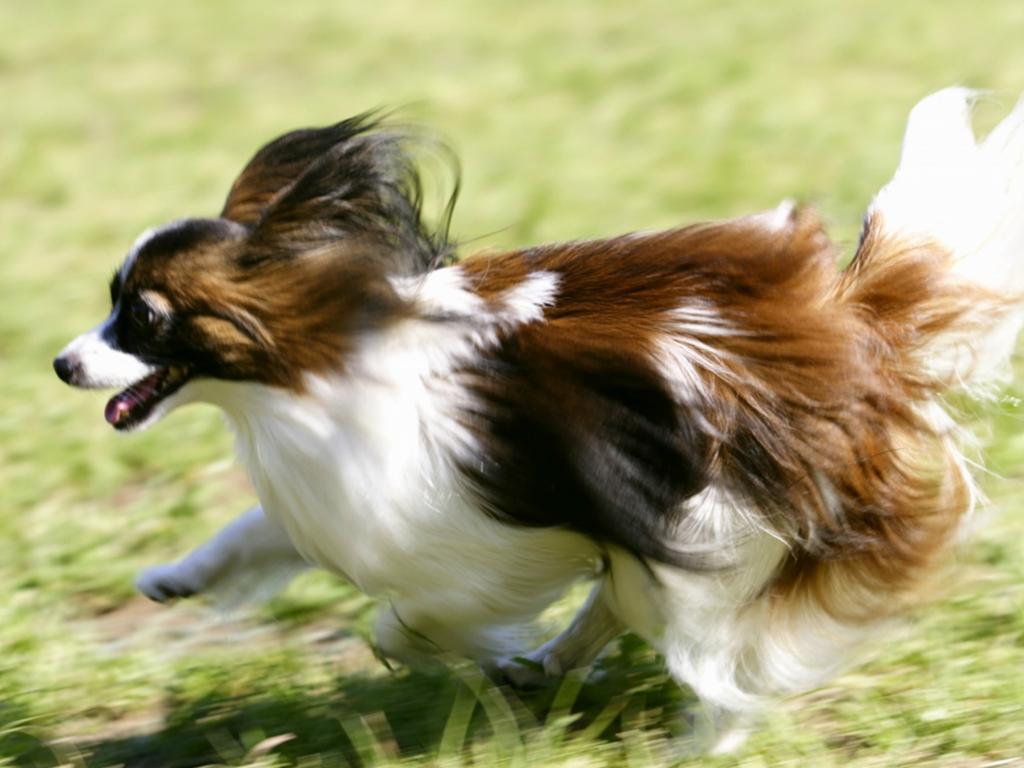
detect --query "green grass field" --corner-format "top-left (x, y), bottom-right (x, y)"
top-left (3, 1), bottom-right (1024, 765)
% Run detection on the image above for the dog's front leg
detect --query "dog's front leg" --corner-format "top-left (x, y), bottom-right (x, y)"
top-left (136, 505), bottom-right (308, 607)
top-left (488, 579), bottom-right (625, 688)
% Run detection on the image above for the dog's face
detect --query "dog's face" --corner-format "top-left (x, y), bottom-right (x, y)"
top-left (54, 114), bottom-right (452, 431)
top-left (54, 217), bottom-right (281, 431)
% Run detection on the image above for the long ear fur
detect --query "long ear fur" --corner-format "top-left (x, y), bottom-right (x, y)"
top-left (223, 114), bottom-right (458, 274)
top-left (222, 117), bottom-right (377, 226)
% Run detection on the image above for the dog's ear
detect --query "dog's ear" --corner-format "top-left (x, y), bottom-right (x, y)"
top-left (225, 115), bottom-right (448, 274)
top-left (221, 116), bottom-right (381, 227)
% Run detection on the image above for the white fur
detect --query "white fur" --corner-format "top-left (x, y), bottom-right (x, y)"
top-left (493, 271), bottom-right (561, 324)
top-left (610, 488), bottom-right (791, 713)
top-left (655, 305), bottom-right (739, 401)
top-left (652, 304), bottom-right (746, 441)
top-left (749, 198), bottom-right (798, 232)
top-left (120, 224), bottom-right (161, 282)
top-left (391, 267), bottom-right (560, 330)
top-left (56, 316), bottom-right (156, 389)
top-left (871, 88), bottom-right (1024, 387)
top-left (137, 506), bottom-right (307, 607)
top-left (56, 310), bottom-right (199, 430)
top-left (389, 268), bottom-right (486, 317)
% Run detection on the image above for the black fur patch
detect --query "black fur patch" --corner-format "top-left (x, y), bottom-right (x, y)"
top-left (460, 333), bottom-right (714, 567)
top-left (134, 219), bottom-right (236, 263)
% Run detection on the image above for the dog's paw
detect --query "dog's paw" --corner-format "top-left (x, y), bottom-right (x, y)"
top-left (484, 651), bottom-right (564, 689)
top-left (135, 563), bottom-right (200, 603)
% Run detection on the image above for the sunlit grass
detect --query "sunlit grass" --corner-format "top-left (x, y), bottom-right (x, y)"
top-left (2, 1), bottom-right (1024, 765)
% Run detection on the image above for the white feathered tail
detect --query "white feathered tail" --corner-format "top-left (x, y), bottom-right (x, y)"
top-left (868, 88), bottom-right (1024, 389)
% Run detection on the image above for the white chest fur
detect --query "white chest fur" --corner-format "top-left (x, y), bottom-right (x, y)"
top-left (210, 308), bottom-right (598, 623)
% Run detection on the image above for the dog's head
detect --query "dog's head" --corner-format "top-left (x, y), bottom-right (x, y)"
top-left (54, 114), bottom-right (454, 431)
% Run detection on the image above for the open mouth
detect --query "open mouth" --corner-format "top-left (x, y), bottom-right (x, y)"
top-left (104, 365), bottom-right (192, 430)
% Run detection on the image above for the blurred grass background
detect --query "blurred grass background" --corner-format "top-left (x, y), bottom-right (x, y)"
top-left (2, 0), bottom-right (1024, 765)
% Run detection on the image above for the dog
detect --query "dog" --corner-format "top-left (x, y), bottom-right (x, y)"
top-left (54, 89), bottom-right (1024, 750)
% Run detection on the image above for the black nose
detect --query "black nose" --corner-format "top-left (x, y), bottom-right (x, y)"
top-left (53, 354), bottom-right (76, 384)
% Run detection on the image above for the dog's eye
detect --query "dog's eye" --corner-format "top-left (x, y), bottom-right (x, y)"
top-left (130, 297), bottom-right (157, 330)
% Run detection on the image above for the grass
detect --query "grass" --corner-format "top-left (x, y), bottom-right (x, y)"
top-left (2, 0), bottom-right (1024, 765)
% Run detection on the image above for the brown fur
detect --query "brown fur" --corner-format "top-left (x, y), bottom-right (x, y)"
top-left (120, 224), bottom-right (410, 391)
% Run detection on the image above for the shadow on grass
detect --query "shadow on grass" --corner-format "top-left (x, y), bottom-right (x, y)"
top-left (1, 701), bottom-right (62, 768)
top-left (52, 637), bottom-right (694, 768)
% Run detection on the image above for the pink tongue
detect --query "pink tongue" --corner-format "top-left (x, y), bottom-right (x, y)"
top-left (104, 396), bottom-right (132, 426)
top-left (104, 374), bottom-right (160, 426)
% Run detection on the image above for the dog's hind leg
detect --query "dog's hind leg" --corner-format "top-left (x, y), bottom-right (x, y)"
top-left (486, 579), bottom-right (625, 688)
top-left (372, 595), bottom-right (536, 666)
top-left (136, 505), bottom-right (308, 608)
